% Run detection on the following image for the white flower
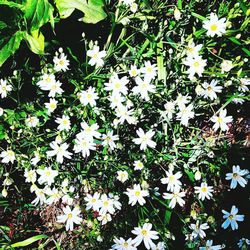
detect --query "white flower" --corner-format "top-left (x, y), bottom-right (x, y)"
top-left (79, 87), bottom-right (98, 107)
top-left (32, 188), bottom-right (46, 206)
top-left (26, 116), bottom-right (39, 128)
top-left (87, 45), bottom-right (106, 67)
top-left (221, 60), bottom-right (233, 73)
top-left (77, 122), bottom-right (101, 140)
top-left (55, 115), bottom-right (71, 131)
top-left (194, 182), bottom-right (214, 201)
top-left (203, 13), bottom-right (226, 37)
top-left (36, 167), bottom-right (58, 186)
top-left (133, 128), bottom-right (156, 151)
top-left (99, 194), bottom-right (115, 215)
top-left (117, 170), bottom-right (129, 183)
top-left (176, 104), bottom-right (195, 126)
top-left (102, 131), bottom-right (119, 150)
top-left (121, 0), bottom-right (134, 6)
top-left (73, 137), bottom-right (96, 157)
top-left (125, 184), bottom-right (149, 206)
top-left (161, 170), bottom-right (182, 192)
top-left (185, 41), bottom-right (202, 58)
top-left (31, 151), bottom-right (40, 165)
top-left (162, 101), bottom-right (175, 120)
top-left (225, 165), bottom-right (248, 189)
top-left (151, 242), bottom-right (166, 250)
top-left (0, 150), bottom-right (15, 164)
top-left (132, 223), bottom-right (159, 249)
top-left (238, 78), bottom-right (250, 92)
top-left (24, 169), bottom-right (37, 183)
top-left (199, 240), bottom-right (222, 250)
top-left (175, 94), bottom-right (191, 107)
top-left (37, 73), bottom-right (55, 90)
top-left (0, 79), bottom-right (12, 98)
top-left (202, 80), bottom-right (223, 100)
top-left (184, 55), bottom-right (207, 78)
top-left (141, 61), bottom-right (157, 80)
top-left (84, 192), bottom-right (101, 211)
top-left (130, 2), bottom-right (138, 13)
top-left (108, 93), bottom-right (126, 109)
top-left (112, 237), bottom-right (137, 250)
top-left (53, 49), bottom-right (69, 72)
top-left (98, 213), bottom-right (112, 225)
top-left (129, 64), bottom-right (140, 77)
top-left (132, 76), bottom-right (156, 101)
top-left (222, 205), bottom-right (244, 230)
top-left (211, 109), bottom-right (233, 131)
top-left (238, 238), bottom-right (250, 248)
top-left (133, 160), bottom-right (144, 171)
top-left (57, 206), bottom-right (82, 231)
top-left (189, 221), bottom-right (209, 239)
top-left (163, 186), bottom-right (185, 208)
top-left (45, 187), bottom-right (63, 205)
top-left (105, 73), bottom-right (129, 95)
top-left (45, 98), bottom-right (58, 113)
top-left (48, 80), bottom-right (64, 97)
top-left (115, 104), bottom-right (135, 125)
top-left (47, 141), bottom-right (72, 163)
top-left (0, 107), bottom-right (3, 116)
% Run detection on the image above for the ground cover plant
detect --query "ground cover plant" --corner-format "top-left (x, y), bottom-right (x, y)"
top-left (0, 0), bottom-right (250, 249)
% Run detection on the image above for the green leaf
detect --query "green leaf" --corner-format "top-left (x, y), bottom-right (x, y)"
top-left (24, 30), bottom-right (45, 54)
top-left (54, 0), bottom-right (107, 24)
top-left (164, 210), bottom-right (172, 225)
top-left (191, 12), bottom-right (207, 21)
top-left (228, 37), bottom-right (241, 45)
top-left (7, 234), bottom-right (48, 249)
top-left (242, 48), bottom-right (250, 57)
top-left (0, 31), bottom-right (23, 67)
top-left (0, 0), bottom-right (25, 10)
top-left (0, 21), bottom-right (7, 30)
top-left (24, 0), bottom-right (54, 31)
top-left (157, 41), bottom-right (166, 84)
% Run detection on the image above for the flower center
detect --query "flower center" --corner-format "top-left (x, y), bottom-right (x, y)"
top-left (68, 213), bottom-right (73, 219)
top-left (194, 61), bottom-right (200, 67)
top-left (201, 187), bottom-right (207, 192)
top-left (135, 191), bottom-right (141, 197)
top-left (141, 229), bottom-right (148, 236)
top-left (211, 24), bottom-right (218, 31)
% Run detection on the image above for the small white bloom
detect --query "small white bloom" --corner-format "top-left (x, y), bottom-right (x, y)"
top-left (238, 78), bottom-right (250, 92)
top-left (117, 170), bottom-right (129, 183)
top-left (184, 55), bottom-right (207, 78)
top-left (132, 223), bottom-right (159, 249)
top-left (53, 49), bottom-right (70, 72)
top-left (161, 170), bottom-right (182, 192)
top-left (0, 150), bottom-right (15, 164)
top-left (26, 116), bottom-right (39, 128)
top-left (87, 45), bottom-right (106, 67)
top-left (133, 128), bottom-right (156, 151)
top-left (141, 61), bottom-right (157, 80)
top-left (24, 169), bottom-right (37, 183)
top-left (105, 73), bottom-right (129, 95)
top-left (57, 206), bottom-right (82, 231)
top-left (112, 237), bottom-right (137, 250)
top-left (202, 80), bottom-right (223, 100)
top-left (55, 115), bottom-right (71, 131)
top-left (133, 160), bottom-right (144, 171)
top-left (47, 141), bottom-right (72, 163)
top-left (84, 192), bottom-right (101, 211)
top-left (222, 205), bottom-right (244, 230)
top-left (221, 60), bottom-right (233, 73)
top-left (203, 13), bottom-right (227, 37)
top-left (129, 64), bottom-right (140, 77)
top-left (79, 86), bottom-right (98, 107)
top-left (73, 137), bottom-right (96, 157)
top-left (176, 103), bottom-right (195, 126)
top-left (199, 240), bottom-right (222, 250)
top-left (0, 79), bottom-right (12, 98)
top-left (194, 182), bottom-right (214, 201)
top-left (189, 221), bottom-right (209, 239)
top-left (36, 167), bottom-right (58, 186)
top-left (45, 98), bottom-right (58, 113)
top-left (163, 186), bottom-right (185, 208)
top-left (125, 184), bottom-right (149, 206)
top-left (211, 109), bottom-right (233, 132)
top-left (102, 131), bottom-right (119, 150)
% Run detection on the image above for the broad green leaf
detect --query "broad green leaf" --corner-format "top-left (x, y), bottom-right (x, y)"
top-left (24, 0), bottom-right (54, 31)
top-left (0, 31), bottom-right (23, 67)
top-left (54, 0), bottom-right (107, 24)
top-left (157, 41), bottom-right (166, 84)
top-left (0, 0), bottom-right (24, 10)
top-left (7, 234), bottom-right (48, 248)
top-left (24, 30), bottom-right (45, 54)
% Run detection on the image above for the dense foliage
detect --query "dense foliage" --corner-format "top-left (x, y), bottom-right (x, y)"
top-left (0, 0), bottom-right (250, 249)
